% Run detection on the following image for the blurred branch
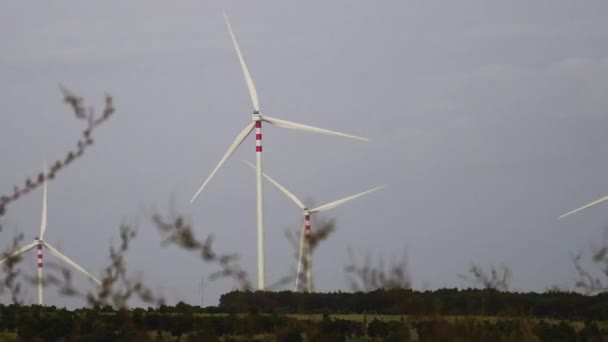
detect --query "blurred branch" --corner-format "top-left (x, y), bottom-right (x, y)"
top-left (458, 263), bottom-right (511, 291)
top-left (153, 209), bottom-right (253, 291)
top-left (571, 245), bottom-right (608, 294)
top-left (345, 248), bottom-right (411, 291)
top-left (284, 219), bottom-right (335, 255)
top-left (285, 218), bottom-right (336, 292)
top-left (44, 224), bottom-right (164, 309)
top-left (569, 227), bottom-right (608, 294)
top-left (0, 87), bottom-right (115, 218)
top-left (309, 218), bottom-right (335, 252)
top-left (0, 234), bottom-right (26, 304)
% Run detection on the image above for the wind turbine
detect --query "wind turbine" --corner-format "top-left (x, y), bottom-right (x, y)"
top-left (558, 194), bottom-right (608, 219)
top-left (190, 14), bottom-right (368, 290)
top-left (244, 161), bottom-right (385, 292)
top-left (0, 170), bottom-right (101, 305)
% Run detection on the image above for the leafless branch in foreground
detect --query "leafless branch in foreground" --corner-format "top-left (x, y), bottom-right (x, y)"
top-left (459, 263), bottom-right (511, 291)
top-left (153, 208), bottom-right (253, 291)
top-left (285, 218), bottom-right (336, 291)
top-left (345, 248), bottom-right (411, 291)
top-left (0, 234), bottom-right (26, 304)
top-left (44, 224), bottom-right (164, 309)
top-left (571, 248), bottom-right (608, 295)
top-left (0, 87), bottom-right (115, 219)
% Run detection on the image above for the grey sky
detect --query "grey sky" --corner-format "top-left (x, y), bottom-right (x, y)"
top-left (2, 1), bottom-right (608, 307)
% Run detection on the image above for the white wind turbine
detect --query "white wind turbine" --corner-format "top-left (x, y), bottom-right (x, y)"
top-left (190, 14), bottom-right (368, 290)
top-left (558, 194), bottom-right (608, 219)
top-left (0, 170), bottom-right (101, 305)
top-left (244, 161), bottom-right (386, 292)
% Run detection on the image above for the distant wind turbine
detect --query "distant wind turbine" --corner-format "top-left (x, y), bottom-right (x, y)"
top-left (558, 194), bottom-right (608, 219)
top-left (244, 161), bottom-right (386, 292)
top-left (190, 14), bottom-right (368, 290)
top-left (0, 167), bottom-right (101, 305)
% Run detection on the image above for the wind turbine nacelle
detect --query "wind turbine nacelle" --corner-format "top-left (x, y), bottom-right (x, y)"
top-left (34, 237), bottom-right (43, 243)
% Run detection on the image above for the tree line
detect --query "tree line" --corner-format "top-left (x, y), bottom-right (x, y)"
top-left (218, 288), bottom-right (608, 320)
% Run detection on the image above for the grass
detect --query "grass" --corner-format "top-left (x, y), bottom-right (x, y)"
top-left (285, 313), bottom-right (608, 329)
top-left (0, 332), bottom-right (18, 342)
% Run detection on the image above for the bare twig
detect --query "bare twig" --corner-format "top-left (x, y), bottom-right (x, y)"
top-left (458, 263), bottom-right (511, 291)
top-left (285, 218), bottom-right (336, 292)
top-left (345, 248), bottom-right (411, 291)
top-left (0, 234), bottom-right (26, 304)
top-left (571, 251), bottom-right (608, 294)
top-left (569, 227), bottom-right (608, 294)
top-left (0, 87), bottom-right (115, 218)
top-left (44, 224), bottom-right (164, 309)
top-left (153, 209), bottom-right (253, 291)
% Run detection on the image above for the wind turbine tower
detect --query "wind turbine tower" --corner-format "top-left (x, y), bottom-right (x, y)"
top-left (0, 168), bottom-right (101, 305)
top-left (191, 14), bottom-right (368, 290)
top-left (244, 161), bottom-right (385, 292)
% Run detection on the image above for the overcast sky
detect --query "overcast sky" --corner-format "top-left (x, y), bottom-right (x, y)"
top-left (2, 1), bottom-right (608, 307)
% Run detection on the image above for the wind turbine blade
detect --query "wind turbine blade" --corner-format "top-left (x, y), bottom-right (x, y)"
top-left (191, 122), bottom-right (255, 203)
top-left (263, 116), bottom-right (368, 142)
top-left (39, 167), bottom-right (48, 240)
top-left (243, 160), bottom-right (306, 209)
top-left (44, 242), bottom-right (101, 285)
top-left (224, 13), bottom-right (260, 113)
top-left (310, 185), bottom-right (387, 213)
top-left (558, 194), bottom-right (608, 219)
top-left (0, 242), bottom-right (37, 265)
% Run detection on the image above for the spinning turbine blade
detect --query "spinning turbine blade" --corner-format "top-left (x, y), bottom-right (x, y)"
top-left (191, 122), bottom-right (256, 203)
top-left (44, 242), bottom-right (101, 285)
top-left (0, 242), bottom-right (37, 265)
top-left (224, 13), bottom-right (260, 113)
top-left (311, 185), bottom-right (387, 213)
top-left (39, 171), bottom-right (48, 240)
top-left (558, 194), bottom-right (608, 219)
top-left (243, 160), bottom-right (306, 209)
top-left (263, 116), bottom-right (368, 142)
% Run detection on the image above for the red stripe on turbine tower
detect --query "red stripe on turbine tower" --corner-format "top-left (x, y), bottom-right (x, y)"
top-left (304, 214), bottom-right (311, 239)
top-left (37, 244), bottom-right (43, 268)
top-left (255, 120), bottom-right (262, 152)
